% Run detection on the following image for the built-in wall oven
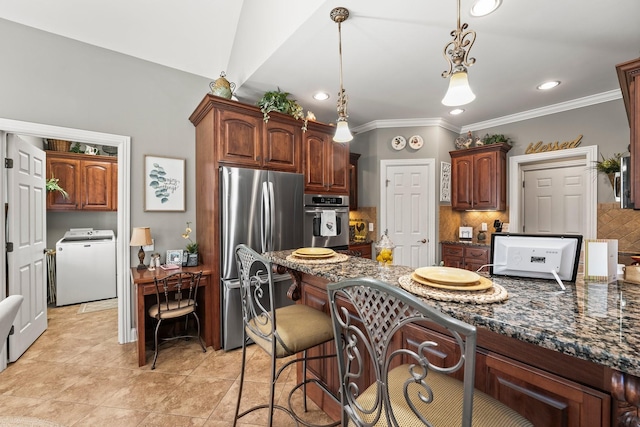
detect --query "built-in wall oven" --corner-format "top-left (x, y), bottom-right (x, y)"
top-left (303, 194), bottom-right (349, 249)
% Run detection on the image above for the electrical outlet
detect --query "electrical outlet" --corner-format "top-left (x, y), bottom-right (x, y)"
top-left (142, 238), bottom-right (154, 252)
top-left (368, 223), bottom-right (374, 232)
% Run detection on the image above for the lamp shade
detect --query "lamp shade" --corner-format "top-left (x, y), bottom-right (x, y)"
top-left (333, 120), bottom-right (353, 143)
top-left (441, 71), bottom-right (476, 106)
top-left (130, 227), bottom-right (152, 246)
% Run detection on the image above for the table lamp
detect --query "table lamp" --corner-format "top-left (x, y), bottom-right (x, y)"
top-left (130, 227), bottom-right (152, 270)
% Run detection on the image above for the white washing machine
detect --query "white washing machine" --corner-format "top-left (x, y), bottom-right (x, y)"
top-left (56, 228), bottom-right (117, 306)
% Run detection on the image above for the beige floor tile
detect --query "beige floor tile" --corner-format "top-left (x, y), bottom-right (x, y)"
top-left (154, 375), bottom-right (235, 418)
top-left (73, 406), bottom-right (150, 427)
top-left (28, 399), bottom-right (96, 426)
top-left (138, 412), bottom-right (207, 426)
top-left (0, 304), bottom-right (335, 426)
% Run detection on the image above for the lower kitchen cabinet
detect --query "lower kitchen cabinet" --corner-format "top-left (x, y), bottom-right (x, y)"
top-left (348, 242), bottom-right (372, 259)
top-left (297, 273), bottom-right (611, 425)
top-left (441, 242), bottom-right (490, 272)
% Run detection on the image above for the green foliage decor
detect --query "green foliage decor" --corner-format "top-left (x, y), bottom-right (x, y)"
top-left (481, 133), bottom-right (513, 145)
top-left (46, 177), bottom-right (68, 199)
top-left (594, 153), bottom-right (623, 174)
top-left (257, 89), bottom-right (308, 131)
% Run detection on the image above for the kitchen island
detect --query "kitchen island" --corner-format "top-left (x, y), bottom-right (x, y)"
top-left (265, 249), bottom-right (640, 427)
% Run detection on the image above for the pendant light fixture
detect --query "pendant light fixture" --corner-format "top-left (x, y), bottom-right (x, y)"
top-left (441, 0), bottom-right (477, 106)
top-left (330, 7), bottom-right (353, 143)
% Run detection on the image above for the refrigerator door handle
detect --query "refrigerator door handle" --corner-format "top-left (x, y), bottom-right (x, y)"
top-left (267, 181), bottom-right (275, 251)
top-left (261, 181), bottom-right (270, 253)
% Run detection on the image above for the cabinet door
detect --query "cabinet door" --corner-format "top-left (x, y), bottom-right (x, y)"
top-left (328, 141), bottom-right (349, 194)
top-left (303, 129), bottom-right (329, 193)
top-left (81, 160), bottom-right (113, 210)
top-left (111, 161), bottom-right (118, 211)
top-left (46, 156), bottom-right (80, 210)
top-left (441, 244), bottom-right (464, 268)
top-left (349, 153), bottom-right (360, 210)
top-left (473, 151), bottom-right (498, 210)
top-left (216, 108), bottom-right (262, 167)
top-left (463, 246), bottom-right (490, 272)
top-left (451, 156), bottom-right (473, 210)
top-left (263, 118), bottom-right (300, 172)
top-left (485, 353), bottom-right (610, 427)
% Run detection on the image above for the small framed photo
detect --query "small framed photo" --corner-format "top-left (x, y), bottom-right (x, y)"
top-left (166, 250), bottom-right (184, 265)
top-left (144, 155), bottom-right (185, 212)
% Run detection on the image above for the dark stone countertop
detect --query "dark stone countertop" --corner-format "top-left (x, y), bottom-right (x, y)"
top-left (265, 249), bottom-right (640, 377)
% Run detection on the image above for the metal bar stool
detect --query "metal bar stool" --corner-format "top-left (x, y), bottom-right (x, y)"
top-left (233, 244), bottom-right (339, 427)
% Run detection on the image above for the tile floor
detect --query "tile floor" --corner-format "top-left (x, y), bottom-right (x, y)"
top-left (0, 303), bottom-right (336, 426)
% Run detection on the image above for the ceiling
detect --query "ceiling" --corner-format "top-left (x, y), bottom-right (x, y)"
top-left (2, 0), bottom-right (640, 133)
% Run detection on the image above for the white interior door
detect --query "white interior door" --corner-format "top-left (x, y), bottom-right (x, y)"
top-left (523, 163), bottom-right (586, 235)
top-left (380, 159), bottom-right (435, 268)
top-left (6, 134), bottom-right (47, 362)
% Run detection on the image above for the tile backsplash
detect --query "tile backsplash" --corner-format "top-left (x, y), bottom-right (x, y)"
top-left (438, 203), bottom-right (640, 263)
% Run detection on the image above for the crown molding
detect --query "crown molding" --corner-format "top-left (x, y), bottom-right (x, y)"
top-left (352, 90), bottom-right (622, 135)
top-left (460, 89), bottom-right (622, 133)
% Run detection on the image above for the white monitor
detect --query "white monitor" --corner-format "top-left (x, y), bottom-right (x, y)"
top-left (490, 233), bottom-right (582, 282)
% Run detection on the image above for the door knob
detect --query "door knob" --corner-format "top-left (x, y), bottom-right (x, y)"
top-left (417, 239), bottom-right (427, 243)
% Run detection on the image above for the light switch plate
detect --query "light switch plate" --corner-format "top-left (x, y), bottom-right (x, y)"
top-left (369, 223), bottom-right (374, 231)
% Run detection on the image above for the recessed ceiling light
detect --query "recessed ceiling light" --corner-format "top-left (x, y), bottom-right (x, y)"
top-left (313, 92), bottom-right (330, 101)
top-left (450, 109), bottom-right (465, 115)
top-left (470, 0), bottom-right (502, 17)
top-left (537, 81), bottom-right (561, 90)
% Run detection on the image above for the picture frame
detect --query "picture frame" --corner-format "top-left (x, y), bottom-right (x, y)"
top-left (144, 155), bottom-right (185, 212)
top-left (440, 161), bottom-right (451, 202)
top-left (166, 250), bottom-right (184, 265)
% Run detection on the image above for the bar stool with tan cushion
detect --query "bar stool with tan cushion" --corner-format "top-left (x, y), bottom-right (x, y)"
top-left (327, 277), bottom-right (533, 427)
top-left (233, 244), bottom-right (339, 427)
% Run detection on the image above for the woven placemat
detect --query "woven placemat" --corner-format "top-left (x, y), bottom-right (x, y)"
top-left (398, 275), bottom-right (508, 304)
top-left (286, 253), bottom-right (349, 264)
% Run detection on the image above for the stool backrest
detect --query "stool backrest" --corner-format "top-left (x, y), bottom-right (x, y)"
top-left (234, 244), bottom-right (278, 348)
top-left (327, 277), bottom-right (478, 427)
top-left (0, 295), bottom-right (24, 345)
top-left (152, 271), bottom-right (202, 313)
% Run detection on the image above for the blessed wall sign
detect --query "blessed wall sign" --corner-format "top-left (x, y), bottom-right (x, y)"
top-left (525, 135), bottom-right (583, 154)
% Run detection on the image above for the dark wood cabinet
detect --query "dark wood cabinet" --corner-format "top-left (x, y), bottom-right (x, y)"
top-left (348, 242), bottom-right (372, 259)
top-left (349, 152), bottom-right (360, 210)
top-left (441, 242), bottom-right (489, 272)
top-left (303, 122), bottom-right (349, 195)
top-left (216, 106), bottom-right (301, 172)
top-left (616, 57), bottom-right (640, 208)
top-left (46, 152), bottom-right (117, 211)
top-left (450, 143), bottom-right (511, 211)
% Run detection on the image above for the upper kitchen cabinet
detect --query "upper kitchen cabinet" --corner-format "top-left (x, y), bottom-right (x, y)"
top-left (46, 152), bottom-right (117, 211)
top-left (304, 121), bottom-right (349, 195)
top-left (449, 143), bottom-right (511, 211)
top-left (209, 97), bottom-right (302, 172)
top-left (617, 57), bottom-right (640, 208)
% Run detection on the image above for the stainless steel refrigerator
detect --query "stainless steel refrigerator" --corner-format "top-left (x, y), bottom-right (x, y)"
top-left (220, 166), bottom-right (303, 350)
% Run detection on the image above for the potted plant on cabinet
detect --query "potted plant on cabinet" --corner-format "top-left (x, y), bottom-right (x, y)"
top-left (593, 152), bottom-right (623, 190)
top-left (257, 89), bottom-right (311, 131)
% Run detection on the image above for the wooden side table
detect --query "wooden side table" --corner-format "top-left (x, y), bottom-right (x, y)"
top-left (130, 266), bottom-right (213, 367)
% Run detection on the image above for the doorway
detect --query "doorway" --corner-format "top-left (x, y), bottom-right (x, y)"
top-left (380, 159), bottom-right (436, 268)
top-left (508, 145), bottom-right (597, 239)
top-left (0, 118), bottom-right (132, 372)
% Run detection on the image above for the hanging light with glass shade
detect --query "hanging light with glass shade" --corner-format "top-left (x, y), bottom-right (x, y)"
top-left (330, 7), bottom-right (353, 143)
top-left (441, 0), bottom-right (477, 106)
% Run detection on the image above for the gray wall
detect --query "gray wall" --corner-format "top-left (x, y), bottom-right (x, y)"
top-left (0, 18), bottom-right (212, 265)
top-left (350, 99), bottom-right (630, 219)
